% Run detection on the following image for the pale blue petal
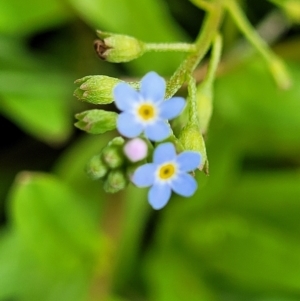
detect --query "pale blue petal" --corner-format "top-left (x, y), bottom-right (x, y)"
top-left (132, 164), bottom-right (156, 187)
top-left (140, 72), bottom-right (166, 102)
top-left (114, 83), bottom-right (140, 111)
top-left (170, 173), bottom-right (197, 197)
top-left (148, 183), bottom-right (171, 210)
top-left (177, 151), bottom-right (201, 172)
top-left (153, 142), bottom-right (176, 164)
top-left (117, 112), bottom-right (143, 138)
top-left (160, 97), bottom-right (185, 120)
top-left (144, 120), bottom-right (170, 141)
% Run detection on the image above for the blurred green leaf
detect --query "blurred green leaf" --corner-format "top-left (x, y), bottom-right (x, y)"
top-left (0, 0), bottom-right (73, 36)
top-left (182, 212), bottom-right (300, 294)
top-left (144, 250), bottom-right (216, 301)
top-left (0, 231), bottom-right (24, 299)
top-left (223, 172), bottom-right (300, 233)
top-left (8, 172), bottom-right (104, 275)
top-left (215, 58), bottom-right (300, 153)
top-left (0, 70), bottom-right (73, 144)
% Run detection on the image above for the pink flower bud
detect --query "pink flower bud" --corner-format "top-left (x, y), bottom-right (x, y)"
top-left (124, 138), bottom-right (148, 162)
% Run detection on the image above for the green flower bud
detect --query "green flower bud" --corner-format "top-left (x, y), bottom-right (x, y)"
top-left (101, 137), bottom-right (125, 169)
top-left (103, 169), bottom-right (128, 193)
top-left (95, 30), bottom-right (146, 63)
top-left (179, 123), bottom-right (208, 174)
top-left (74, 75), bottom-right (123, 104)
top-left (75, 109), bottom-right (117, 134)
top-left (196, 81), bottom-right (213, 135)
top-left (85, 154), bottom-right (108, 180)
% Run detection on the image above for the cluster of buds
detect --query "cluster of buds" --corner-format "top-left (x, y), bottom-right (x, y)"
top-left (86, 137), bottom-right (149, 193)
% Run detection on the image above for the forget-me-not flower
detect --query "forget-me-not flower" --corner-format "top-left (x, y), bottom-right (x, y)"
top-left (132, 142), bottom-right (201, 210)
top-left (114, 72), bottom-right (185, 141)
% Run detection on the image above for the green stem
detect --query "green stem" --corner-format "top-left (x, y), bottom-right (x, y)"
top-left (145, 43), bottom-right (196, 53)
top-left (165, 3), bottom-right (223, 99)
top-left (197, 33), bottom-right (222, 134)
top-left (205, 33), bottom-right (223, 86)
top-left (190, 0), bottom-right (215, 11)
top-left (224, 0), bottom-right (292, 89)
top-left (225, 0), bottom-right (274, 62)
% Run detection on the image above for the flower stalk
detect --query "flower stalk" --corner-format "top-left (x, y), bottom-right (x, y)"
top-left (165, 2), bottom-right (224, 98)
top-left (224, 0), bottom-right (292, 89)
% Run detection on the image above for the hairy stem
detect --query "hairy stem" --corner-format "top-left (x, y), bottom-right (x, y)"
top-left (165, 3), bottom-right (223, 98)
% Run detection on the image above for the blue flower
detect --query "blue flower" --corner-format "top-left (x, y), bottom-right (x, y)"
top-left (132, 142), bottom-right (201, 210)
top-left (113, 72), bottom-right (185, 141)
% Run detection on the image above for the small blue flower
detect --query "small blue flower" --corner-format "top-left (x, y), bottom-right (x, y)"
top-left (132, 142), bottom-right (201, 210)
top-left (113, 72), bottom-right (185, 141)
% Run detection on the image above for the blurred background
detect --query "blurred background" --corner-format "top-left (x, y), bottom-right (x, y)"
top-left (1, 0), bottom-right (300, 300)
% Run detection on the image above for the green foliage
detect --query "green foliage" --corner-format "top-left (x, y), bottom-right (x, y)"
top-left (1, 0), bottom-right (300, 301)
top-left (1, 172), bottom-right (106, 301)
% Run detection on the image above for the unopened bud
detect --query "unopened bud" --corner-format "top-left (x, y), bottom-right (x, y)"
top-left (86, 154), bottom-right (108, 180)
top-left (95, 31), bottom-right (146, 63)
top-left (196, 81), bottom-right (213, 135)
top-left (75, 109), bottom-right (117, 134)
top-left (179, 123), bottom-right (208, 173)
top-left (74, 75), bottom-right (122, 104)
top-left (101, 137), bottom-right (125, 169)
top-left (103, 169), bottom-right (128, 193)
top-left (123, 138), bottom-right (148, 162)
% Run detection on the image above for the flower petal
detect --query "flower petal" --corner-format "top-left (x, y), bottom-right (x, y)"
top-left (117, 112), bottom-right (143, 138)
top-left (148, 183), bottom-right (171, 210)
top-left (132, 163), bottom-right (156, 187)
top-left (170, 173), bottom-right (197, 197)
top-left (153, 142), bottom-right (177, 164)
top-left (177, 151), bottom-right (201, 172)
top-left (140, 72), bottom-right (166, 102)
top-left (144, 120), bottom-right (171, 141)
top-left (160, 97), bottom-right (185, 120)
top-left (114, 83), bottom-right (140, 111)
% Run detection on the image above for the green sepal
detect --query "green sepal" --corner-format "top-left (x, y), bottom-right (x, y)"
top-left (75, 109), bottom-right (118, 134)
top-left (179, 123), bottom-right (208, 174)
top-left (74, 75), bottom-right (123, 104)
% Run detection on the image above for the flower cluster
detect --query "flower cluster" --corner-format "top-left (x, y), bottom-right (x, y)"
top-left (114, 71), bottom-right (201, 209)
top-left (76, 70), bottom-right (202, 209)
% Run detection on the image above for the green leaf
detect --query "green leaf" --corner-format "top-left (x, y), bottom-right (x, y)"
top-left (215, 58), bottom-right (300, 152)
top-left (144, 250), bottom-right (216, 301)
top-left (8, 172), bottom-right (104, 275)
top-left (0, 70), bottom-right (73, 144)
top-left (181, 213), bottom-right (300, 293)
top-left (0, 0), bottom-right (72, 36)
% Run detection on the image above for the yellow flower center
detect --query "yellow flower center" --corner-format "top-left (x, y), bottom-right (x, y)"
top-left (159, 163), bottom-right (176, 180)
top-left (138, 104), bottom-right (156, 121)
